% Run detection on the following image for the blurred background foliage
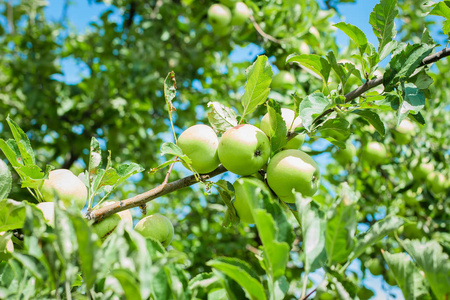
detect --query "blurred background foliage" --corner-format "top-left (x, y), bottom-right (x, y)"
top-left (0, 0), bottom-right (449, 298)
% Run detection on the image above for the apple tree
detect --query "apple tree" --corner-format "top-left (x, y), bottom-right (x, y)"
top-left (0, 0), bottom-right (449, 299)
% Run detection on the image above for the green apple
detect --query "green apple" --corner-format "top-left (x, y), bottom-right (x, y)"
top-left (134, 214), bottom-right (174, 247)
top-left (211, 24), bottom-right (231, 36)
top-left (40, 169), bottom-right (87, 209)
top-left (366, 258), bottom-right (383, 276)
top-left (178, 124), bottom-right (220, 174)
top-left (393, 119), bottom-right (415, 145)
top-left (218, 124), bottom-right (270, 176)
top-left (93, 214), bottom-right (121, 240)
top-left (91, 201), bottom-right (134, 239)
top-left (208, 4), bottom-right (231, 29)
top-left (231, 2), bottom-right (250, 26)
top-left (427, 172), bottom-right (447, 194)
top-left (362, 142), bottom-right (387, 165)
top-left (333, 142), bottom-right (356, 165)
top-left (412, 161), bottom-right (434, 180)
top-left (266, 149), bottom-right (320, 203)
top-left (260, 108), bottom-right (305, 150)
top-left (232, 177), bottom-right (272, 224)
top-left (271, 71), bottom-right (296, 89)
top-left (37, 202), bottom-right (56, 225)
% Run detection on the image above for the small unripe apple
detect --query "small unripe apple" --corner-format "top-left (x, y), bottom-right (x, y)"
top-left (427, 172), bottom-right (447, 194)
top-left (232, 177), bottom-right (272, 224)
top-left (362, 142), bottom-right (387, 165)
top-left (177, 124), bottom-right (220, 174)
top-left (393, 119), bottom-right (415, 145)
top-left (218, 124), bottom-right (270, 176)
top-left (40, 169), bottom-right (87, 209)
top-left (92, 201), bottom-right (134, 239)
top-left (208, 4), bottom-right (232, 29)
top-left (93, 214), bottom-right (121, 240)
top-left (271, 71), bottom-right (296, 90)
top-left (412, 161), bottom-right (434, 180)
top-left (37, 202), bottom-right (56, 225)
top-left (366, 258), bottom-right (383, 276)
top-left (134, 214), bottom-right (174, 247)
top-left (267, 149), bottom-right (320, 203)
top-left (333, 143), bottom-right (357, 165)
top-left (260, 108), bottom-right (305, 150)
top-left (231, 2), bottom-right (250, 26)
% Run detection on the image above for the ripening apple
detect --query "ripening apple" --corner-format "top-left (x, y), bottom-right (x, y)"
top-left (218, 124), bottom-right (270, 176)
top-left (271, 71), bottom-right (296, 90)
top-left (40, 169), bottom-right (87, 209)
top-left (231, 2), bottom-right (250, 26)
top-left (37, 202), bottom-right (56, 225)
top-left (427, 172), bottom-right (448, 194)
top-left (232, 177), bottom-right (272, 224)
top-left (333, 142), bottom-right (357, 165)
top-left (362, 142), bottom-right (387, 165)
top-left (208, 4), bottom-right (231, 29)
top-left (393, 119), bottom-right (415, 145)
top-left (177, 124), bottom-right (220, 174)
top-left (134, 214), bottom-right (174, 247)
top-left (412, 160), bottom-right (434, 180)
top-left (260, 108), bottom-right (305, 150)
top-left (267, 149), bottom-right (320, 203)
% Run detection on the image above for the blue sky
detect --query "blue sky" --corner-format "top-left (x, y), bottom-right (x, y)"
top-left (40, 1), bottom-right (446, 299)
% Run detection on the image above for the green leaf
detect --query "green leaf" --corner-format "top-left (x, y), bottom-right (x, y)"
top-left (334, 22), bottom-right (368, 53)
top-left (409, 69), bottom-right (433, 90)
top-left (0, 160), bottom-right (12, 200)
top-left (325, 184), bottom-right (357, 265)
top-left (207, 257), bottom-right (266, 300)
top-left (352, 110), bottom-right (386, 135)
top-left (383, 44), bottom-right (434, 92)
top-left (69, 214), bottom-right (100, 290)
top-left (0, 139), bottom-right (23, 169)
top-left (149, 159), bottom-right (179, 174)
top-left (296, 196), bottom-right (327, 273)
top-left (241, 55), bottom-right (273, 118)
top-left (6, 117), bottom-right (35, 165)
top-left (164, 71), bottom-right (177, 112)
top-left (429, 1), bottom-right (450, 35)
top-left (267, 99), bottom-right (287, 154)
top-left (327, 51), bottom-right (346, 87)
top-left (403, 240), bottom-right (450, 300)
top-left (326, 267), bottom-right (358, 299)
top-left (318, 118), bottom-right (351, 145)
top-left (397, 84), bottom-right (425, 124)
top-left (161, 142), bottom-right (184, 157)
top-left (11, 252), bottom-right (48, 285)
top-left (215, 180), bottom-right (239, 227)
top-left (297, 93), bottom-right (333, 131)
top-left (350, 216), bottom-right (403, 260)
top-left (207, 102), bottom-right (238, 135)
top-left (110, 269), bottom-right (143, 300)
top-left (369, 0), bottom-right (398, 52)
top-left (286, 54), bottom-right (331, 83)
top-left (0, 199), bottom-right (26, 231)
top-left (15, 165), bottom-right (45, 189)
top-left (382, 251), bottom-right (431, 300)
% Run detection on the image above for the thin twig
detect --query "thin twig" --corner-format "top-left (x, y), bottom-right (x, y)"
top-left (162, 162), bottom-right (175, 185)
top-left (302, 287), bottom-right (317, 300)
top-left (250, 15), bottom-right (282, 44)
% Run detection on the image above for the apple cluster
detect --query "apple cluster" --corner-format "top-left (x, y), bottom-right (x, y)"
top-left (36, 169), bottom-right (174, 247)
top-left (177, 108), bottom-right (321, 224)
top-left (207, 1), bottom-right (251, 36)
